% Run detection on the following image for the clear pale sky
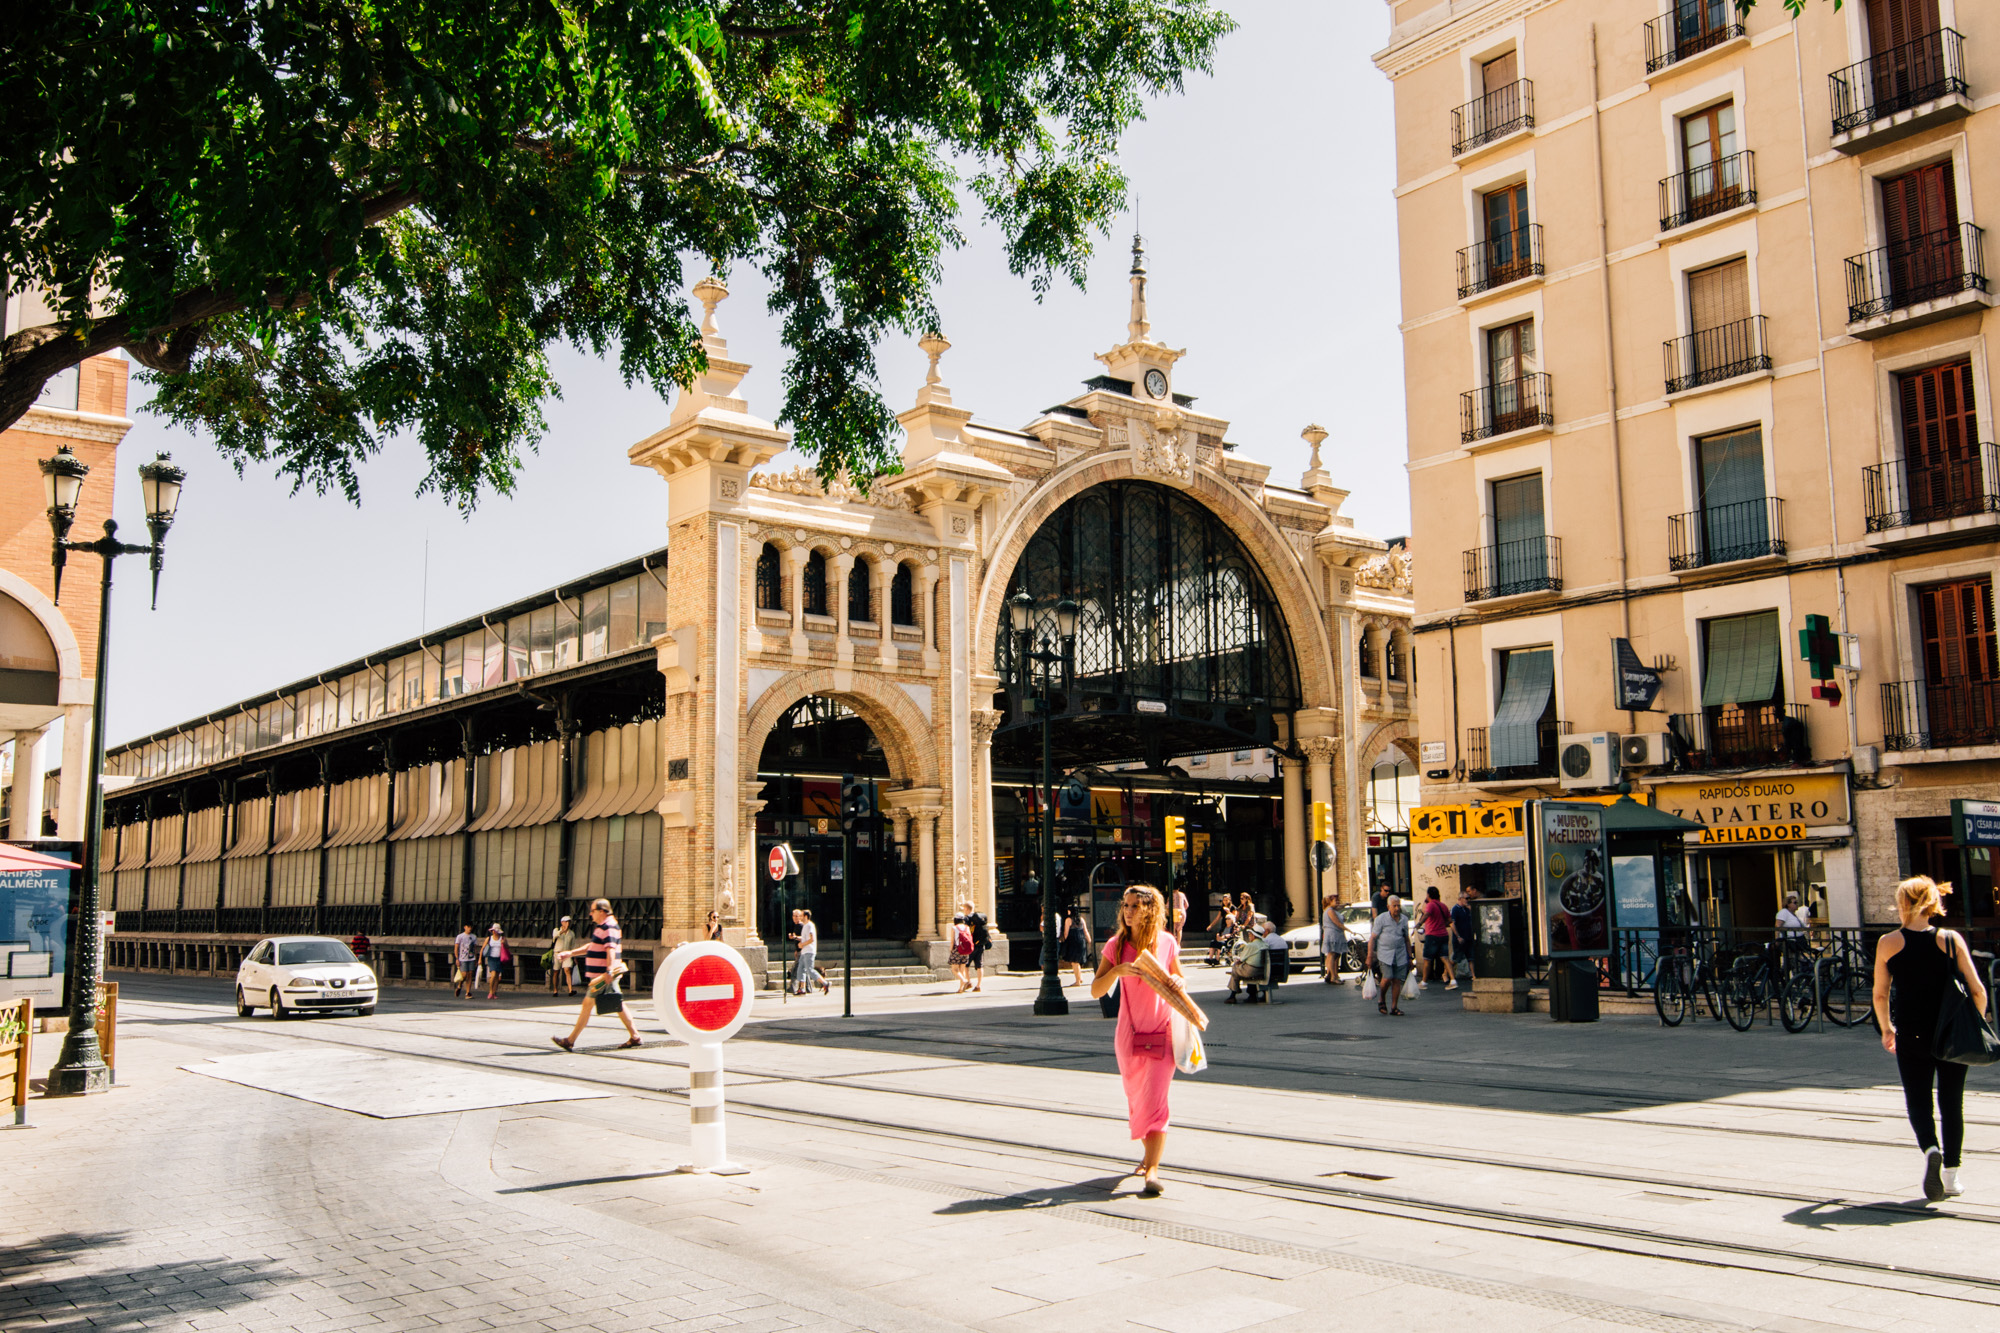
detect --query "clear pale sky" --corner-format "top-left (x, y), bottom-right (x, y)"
top-left (99, 0), bottom-right (1405, 746)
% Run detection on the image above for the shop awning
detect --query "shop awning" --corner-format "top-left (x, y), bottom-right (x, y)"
top-left (1490, 649), bottom-right (1554, 769)
top-left (1701, 610), bottom-right (1780, 707)
top-left (1418, 836), bottom-right (1526, 867)
top-left (1599, 796), bottom-right (1705, 836)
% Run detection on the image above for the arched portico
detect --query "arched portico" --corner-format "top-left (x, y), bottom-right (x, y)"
top-left (0, 566), bottom-right (90, 841)
top-left (743, 668), bottom-right (942, 791)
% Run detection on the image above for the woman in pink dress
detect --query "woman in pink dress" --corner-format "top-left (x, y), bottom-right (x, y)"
top-left (1090, 884), bottom-right (1187, 1197)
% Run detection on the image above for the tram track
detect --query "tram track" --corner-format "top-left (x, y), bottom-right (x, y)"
top-left (131, 995), bottom-right (2000, 1308)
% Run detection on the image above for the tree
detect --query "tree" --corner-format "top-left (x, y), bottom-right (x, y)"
top-left (2, 1), bottom-right (1230, 506)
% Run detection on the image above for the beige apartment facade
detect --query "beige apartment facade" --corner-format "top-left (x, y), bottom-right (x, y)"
top-left (1377, 0), bottom-right (1996, 933)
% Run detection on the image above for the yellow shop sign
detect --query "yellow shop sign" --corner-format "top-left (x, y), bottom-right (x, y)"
top-left (1699, 822), bottom-right (1809, 846)
top-left (1653, 773), bottom-right (1849, 831)
top-left (1411, 793), bottom-right (1645, 843)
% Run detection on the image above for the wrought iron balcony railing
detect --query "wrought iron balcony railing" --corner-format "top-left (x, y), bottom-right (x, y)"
top-left (1830, 28), bottom-right (1968, 135)
top-left (1451, 79), bottom-right (1534, 155)
top-left (1664, 314), bottom-right (1770, 394)
top-left (1881, 676), bottom-right (2000, 751)
top-left (1670, 703), bottom-right (1811, 769)
top-left (1644, 6), bottom-right (1746, 75)
top-left (1460, 371), bottom-right (1552, 442)
top-left (1846, 222), bottom-right (1987, 321)
top-left (1660, 149), bottom-right (1755, 230)
top-left (1668, 496), bottom-right (1785, 571)
top-left (1457, 224), bottom-right (1544, 299)
top-left (1465, 719), bottom-right (1568, 783)
top-left (1464, 535), bottom-right (1562, 602)
top-left (1862, 441), bottom-right (2000, 531)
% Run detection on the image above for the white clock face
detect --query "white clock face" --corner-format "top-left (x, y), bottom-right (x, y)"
top-left (1144, 369), bottom-right (1169, 399)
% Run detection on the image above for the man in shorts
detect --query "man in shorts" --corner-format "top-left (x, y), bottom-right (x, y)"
top-left (551, 899), bottom-right (640, 1051)
top-left (452, 924), bottom-right (477, 998)
top-left (963, 900), bottom-right (991, 992)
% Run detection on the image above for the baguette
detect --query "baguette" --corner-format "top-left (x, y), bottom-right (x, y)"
top-left (1132, 947), bottom-right (1209, 1031)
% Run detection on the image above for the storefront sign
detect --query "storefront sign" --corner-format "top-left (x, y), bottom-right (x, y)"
top-left (1954, 800), bottom-right (2000, 847)
top-left (1652, 774), bottom-right (1849, 832)
top-left (1536, 801), bottom-right (1609, 959)
top-left (1412, 792), bottom-right (1648, 843)
top-left (0, 843), bottom-right (79, 1015)
top-left (1699, 822), bottom-right (1809, 846)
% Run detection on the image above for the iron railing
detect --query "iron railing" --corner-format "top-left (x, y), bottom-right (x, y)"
top-left (1881, 676), bottom-right (2000, 751)
top-left (1460, 371), bottom-right (1552, 442)
top-left (1830, 28), bottom-right (1968, 135)
top-left (1668, 496), bottom-right (1785, 570)
top-left (1863, 441), bottom-right (2000, 531)
top-left (1664, 314), bottom-right (1770, 393)
top-left (1457, 224), bottom-right (1544, 298)
top-left (1660, 149), bottom-right (1755, 230)
top-left (1644, 6), bottom-right (1746, 75)
top-left (1465, 718), bottom-right (1567, 782)
top-left (1463, 535), bottom-right (1562, 601)
top-left (1846, 222), bottom-right (1987, 320)
top-left (1670, 703), bottom-right (1811, 769)
top-left (1451, 79), bottom-right (1534, 155)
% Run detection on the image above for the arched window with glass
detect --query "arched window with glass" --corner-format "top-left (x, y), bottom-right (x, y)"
top-left (890, 562), bottom-right (915, 626)
top-left (756, 543), bottom-right (784, 611)
top-left (848, 558), bottom-right (873, 623)
top-left (803, 550), bottom-right (829, 617)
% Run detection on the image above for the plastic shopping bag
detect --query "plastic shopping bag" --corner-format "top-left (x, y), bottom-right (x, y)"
top-left (1361, 973), bottom-right (1379, 1001)
top-left (1170, 1011), bottom-right (1207, 1074)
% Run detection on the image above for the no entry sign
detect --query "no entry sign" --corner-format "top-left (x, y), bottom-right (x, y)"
top-left (767, 842), bottom-right (800, 881)
top-left (653, 941), bottom-right (755, 1046)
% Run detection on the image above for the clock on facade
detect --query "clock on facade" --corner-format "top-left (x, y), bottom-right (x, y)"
top-left (1144, 369), bottom-right (1169, 399)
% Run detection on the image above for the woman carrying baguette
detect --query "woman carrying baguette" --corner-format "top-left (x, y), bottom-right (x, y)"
top-left (1091, 883), bottom-right (1189, 1197)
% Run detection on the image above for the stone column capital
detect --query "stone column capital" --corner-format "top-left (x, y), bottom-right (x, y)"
top-left (1298, 736), bottom-right (1340, 766)
top-left (969, 709), bottom-right (1003, 746)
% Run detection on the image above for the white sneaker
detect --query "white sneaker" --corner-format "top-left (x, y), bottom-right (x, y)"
top-left (1942, 1166), bottom-right (1963, 1198)
top-left (1923, 1147), bottom-right (1945, 1201)
top-left (1446, 981), bottom-right (1459, 991)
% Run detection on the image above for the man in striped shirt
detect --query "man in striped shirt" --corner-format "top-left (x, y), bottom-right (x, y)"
top-left (551, 898), bottom-right (641, 1051)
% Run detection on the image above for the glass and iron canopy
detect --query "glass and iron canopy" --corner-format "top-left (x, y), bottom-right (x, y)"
top-left (995, 481), bottom-right (1301, 768)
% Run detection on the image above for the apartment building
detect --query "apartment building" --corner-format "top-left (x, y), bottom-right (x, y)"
top-left (1376, 0), bottom-right (1996, 932)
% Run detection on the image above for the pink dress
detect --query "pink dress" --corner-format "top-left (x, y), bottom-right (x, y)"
top-left (1105, 933), bottom-right (1179, 1139)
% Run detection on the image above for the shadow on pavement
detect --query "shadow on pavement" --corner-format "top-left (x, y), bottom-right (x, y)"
top-left (932, 1175), bottom-right (1134, 1214)
top-left (0, 1231), bottom-right (295, 1331)
top-left (1782, 1200), bottom-right (1956, 1229)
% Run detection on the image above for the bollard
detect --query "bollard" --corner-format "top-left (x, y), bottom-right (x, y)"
top-left (654, 942), bottom-right (755, 1176)
top-left (684, 1041), bottom-right (742, 1173)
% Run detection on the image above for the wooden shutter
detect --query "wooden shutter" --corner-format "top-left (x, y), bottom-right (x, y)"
top-left (1898, 360), bottom-right (1978, 517)
top-left (1869, 0), bottom-right (1940, 56)
top-left (1687, 260), bottom-right (1751, 333)
top-left (1882, 162), bottom-right (1957, 245)
top-left (1482, 51), bottom-right (1518, 95)
top-left (1919, 578), bottom-right (1997, 683)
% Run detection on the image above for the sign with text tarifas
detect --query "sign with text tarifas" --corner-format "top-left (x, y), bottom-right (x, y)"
top-left (1652, 774), bottom-right (1850, 832)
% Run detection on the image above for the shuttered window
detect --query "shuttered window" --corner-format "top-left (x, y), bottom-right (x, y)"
top-left (1492, 474), bottom-right (1545, 547)
top-left (1882, 161), bottom-right (1957, 246)
top-left (1869, 0), bottom-right (1940, 56)
top-left (1688, 259), bottom-right (1750, 332)
top-left (1481, 50), bottom-right (1517, 95)
top-left (1917, 577), bottom-right (1997, 683)
top-left (1701, 610), bottom-right (1782, 706)
top-left (1490, 647), bottom-right (1555, 769)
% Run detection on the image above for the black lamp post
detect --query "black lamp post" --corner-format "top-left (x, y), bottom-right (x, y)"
top-left (1009, 587), bottom-right (1077, 1018)
top-left (38, 445), bottom-right (185, 1096)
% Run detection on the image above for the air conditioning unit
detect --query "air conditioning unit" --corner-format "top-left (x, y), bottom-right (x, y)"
top-left (1620, 732), bottom-right (1672, 769)
top-left (1558, 731), bottom-right (1621, 789)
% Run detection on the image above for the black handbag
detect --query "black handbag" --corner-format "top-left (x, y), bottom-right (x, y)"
top-left (593, 982), bottom-right (625, 1015)
top-left (1932, 937), bottom-right (2000, 1066)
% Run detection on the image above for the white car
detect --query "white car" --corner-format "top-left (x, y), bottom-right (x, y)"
top-left (235, 936), bottom-right (378, 1018)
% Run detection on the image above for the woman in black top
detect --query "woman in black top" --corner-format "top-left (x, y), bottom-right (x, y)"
top-left (1872, 875), bottom-right (1989, 1202)
top-left (705, 911), bottom-right (723, 941)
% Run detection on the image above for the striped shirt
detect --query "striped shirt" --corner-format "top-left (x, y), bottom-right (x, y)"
top-left (584, 917), bottom-right (621, 979)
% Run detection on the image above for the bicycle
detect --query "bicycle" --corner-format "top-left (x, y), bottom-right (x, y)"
top-left (1718, 940), bottom-right (1815, 1033)
top-left (1654, 931), bottom-right (1727, 1027)
top-left (1813, 934), bottom-right (1874, 1028)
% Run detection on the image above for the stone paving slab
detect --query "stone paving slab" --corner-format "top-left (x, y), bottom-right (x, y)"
top-left (180, 1047), bottom-right (612, 1117)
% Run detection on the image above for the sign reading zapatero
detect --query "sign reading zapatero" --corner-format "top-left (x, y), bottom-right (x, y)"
top-left (1652, 774), bottom-right (1849, 832)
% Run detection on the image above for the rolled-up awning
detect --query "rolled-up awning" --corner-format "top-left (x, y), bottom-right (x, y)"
top-left (1418, 836), bottom-right (1526, 867)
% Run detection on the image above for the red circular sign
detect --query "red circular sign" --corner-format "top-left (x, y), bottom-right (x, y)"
top-left (768, 846), bottom-right (787, 881)
top-left (675, 953), bottom-right (746, 1032)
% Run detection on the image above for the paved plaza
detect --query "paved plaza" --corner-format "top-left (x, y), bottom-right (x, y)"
top-left (5, 965), bottom-right (1999, 1333)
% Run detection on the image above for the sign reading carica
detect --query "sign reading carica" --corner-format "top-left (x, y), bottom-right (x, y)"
top-left (1412, 792), bottom-right (1649, 843)
top-left (1651, 774), bottom-right (1849, 832)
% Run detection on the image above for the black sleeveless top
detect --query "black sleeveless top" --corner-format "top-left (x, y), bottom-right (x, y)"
top-left (1887, 927), bottom-right (1955, 1034)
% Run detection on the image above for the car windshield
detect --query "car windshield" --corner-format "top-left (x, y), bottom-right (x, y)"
top-left (278, 940), bottom-right (358, 966)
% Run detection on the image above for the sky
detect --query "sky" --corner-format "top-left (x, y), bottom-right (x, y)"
top-left (96, 0), bottom-right (1406, 747)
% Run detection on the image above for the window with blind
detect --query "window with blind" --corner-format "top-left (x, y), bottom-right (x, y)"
top-left (1695, 428), bottom-right (1770, 562)
top-left (1489, 473), bottom-right (1548, 593)
top-left (1897, 359), bottom-right (1983, 521)
top-left (1700, 611), bottom-right (1782, 707)
top-left (1490, 647), bottom-right (1556, 770)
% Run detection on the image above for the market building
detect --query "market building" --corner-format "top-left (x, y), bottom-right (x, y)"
top-left (94, 246), bottom-right (1413, 986)
top-left (1376, 0), bottom-right (1998, 932)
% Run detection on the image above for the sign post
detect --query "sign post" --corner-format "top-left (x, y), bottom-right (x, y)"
top-left (767, 844), bottom-right (799, 1000)
top-left (653, 943), bottom-right (755, 1175)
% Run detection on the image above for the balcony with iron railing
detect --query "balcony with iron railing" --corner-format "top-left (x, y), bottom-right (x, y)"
top-left (1845, 222), bottom-right (1989, 333)
top-left (1881, 676), bottom-right (2000, 752)
top-left (1451, 79), bottom-right (1534, 156)
top-left (1457, 224), bottom-right (1544, 299)
top-left (1668, 496), bottom-right (1786, 571)
top-left (1644, 8), bottom-right (1746, 75)
top-left (1463, 535), bottom-right (1562, 602)
top-left (1465, 719), bottom-right (1567, 783)
top-left (1669, 703), bottom-right (1811, 770)
top-left (1660, 150), bottom-right (1755, 231)
top-left (1664, 314), bottom-right (1770, 395)
top-left (1863, 442), bottom-right (2000, 534)
top-left (1830, 28), bottom-right (1970, 149)
top-left (1460, 371), bottom-right (1552, 443)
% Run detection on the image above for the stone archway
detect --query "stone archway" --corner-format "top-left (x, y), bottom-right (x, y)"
top-left (743, 668), bottom-right (941, 791)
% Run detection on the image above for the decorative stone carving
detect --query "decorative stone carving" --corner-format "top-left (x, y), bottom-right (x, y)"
top-left (1298, 737), bottom-right (1339, 766)
top-left (968, 709), bottom-right (1003, 745)
top-left (752, 465), bottom-right (914, 510)
top-left (720, 478), bottom-right (739, 499)
top-left (1129, 415), bottom-right (1192, 481)
top-left (951, 515), bottom-right (968, 534)
top-left (1354, 545), bottom-right (1414, 594)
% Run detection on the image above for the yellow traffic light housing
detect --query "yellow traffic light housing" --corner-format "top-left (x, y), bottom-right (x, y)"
top-left (1310, 800), bottom-right (1329, 842)
top-left (1163, 814), bottom-right (1186, 855)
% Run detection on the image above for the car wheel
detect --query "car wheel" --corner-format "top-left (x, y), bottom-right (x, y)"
top-left (269, 987), bottom-right (290, 1020)
top-left (236, 987), bottom-right (254, 1018)
top-left (355, 1005), bottom-right (375, 1017)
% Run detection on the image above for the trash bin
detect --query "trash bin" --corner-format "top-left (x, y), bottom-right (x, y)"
top-left (1549, 959), bottom-right (1599, 1023)
top-left (1473, 896), bottom-right (1529, 979)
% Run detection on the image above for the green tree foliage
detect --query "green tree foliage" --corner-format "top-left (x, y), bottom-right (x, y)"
top-left (1, 1), bottom-right (1229, 506)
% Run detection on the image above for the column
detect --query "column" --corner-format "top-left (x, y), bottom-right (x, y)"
top-left (1300, 737), bottom-right (1338, 909)
top-left (1281, 750), bottom-right (1306, 918)
top-left (970, 709), bottom-right (1001, 921)
top-left (914, 807), bottom-right (941, 940)
top-left (8, 727), bottom-right (49, 839)
top-left (833, 551), bottom-right (855, 666)
top-left (918, 565), bottom-right (940, 671)
top-left (737, 780), bottom-right (766, 941)
top-left (56, 702), bottom-right (90, 840)
top-left (787, 547), bottom-right (808, 661)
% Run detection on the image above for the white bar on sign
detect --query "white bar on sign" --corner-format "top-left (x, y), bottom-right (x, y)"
top-left (684, 984), bottom-right (737, 1003)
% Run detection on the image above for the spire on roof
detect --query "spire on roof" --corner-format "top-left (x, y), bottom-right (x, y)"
top-left (1128, 232), bottom-right (1150, 343)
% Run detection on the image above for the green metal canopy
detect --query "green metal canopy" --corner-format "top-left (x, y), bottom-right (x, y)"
top-left (1599, 796), bottom-right (1704, 836)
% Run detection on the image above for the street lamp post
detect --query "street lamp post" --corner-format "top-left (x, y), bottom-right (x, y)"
top-left (38, 445), bottom-right (185, 1096)
top-left (1009, 589), bottom-right (1077, 1018)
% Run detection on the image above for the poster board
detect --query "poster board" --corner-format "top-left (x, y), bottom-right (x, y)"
top-left (1531, 802), bottom-right (1610, 959)
top-left (2, 841), bottom-right (83, 1019)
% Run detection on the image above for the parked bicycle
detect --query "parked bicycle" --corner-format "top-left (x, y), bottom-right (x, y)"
top-left (1716, 937), bottom-right (1817, 1033)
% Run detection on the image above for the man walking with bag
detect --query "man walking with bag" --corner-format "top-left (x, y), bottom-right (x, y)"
top-left (452, 924), bottom-right (477, 999)
top-left (551, 899), bottom-right (641, 1051)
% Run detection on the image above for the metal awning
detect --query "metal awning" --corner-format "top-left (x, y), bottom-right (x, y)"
top-left (1417, 836), bottom-right (1525, 867)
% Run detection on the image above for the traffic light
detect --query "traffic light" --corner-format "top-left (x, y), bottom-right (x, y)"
top-left (839, 774), bottom-right (874, 832)
top-left (1310, 800), bottom-right (1330, 843)
top-left (1163, 814), bottom-right (1186, 855)
top-left (1798, 614), bottom-right (1843, 707)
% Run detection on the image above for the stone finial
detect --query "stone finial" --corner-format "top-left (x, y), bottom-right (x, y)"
top-left (1302, 423), bottom-right (1328, 472)
top-left (693, 276), bottom-right (729, 336)
top-left (1128, 232), bottom-right (1150, 343)
top-left (920, 330), bottom-right (950, 386)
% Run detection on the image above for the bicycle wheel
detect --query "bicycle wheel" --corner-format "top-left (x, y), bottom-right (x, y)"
top-left (1822, 958), bottom-right (1873, 1028)
top-left (1719, 960), bottom-right (1759, 1031)
top-left (1780, 968), bottom-right (1815, 1033)
top-left (1655, 959), bottom-right (1691, 1027)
